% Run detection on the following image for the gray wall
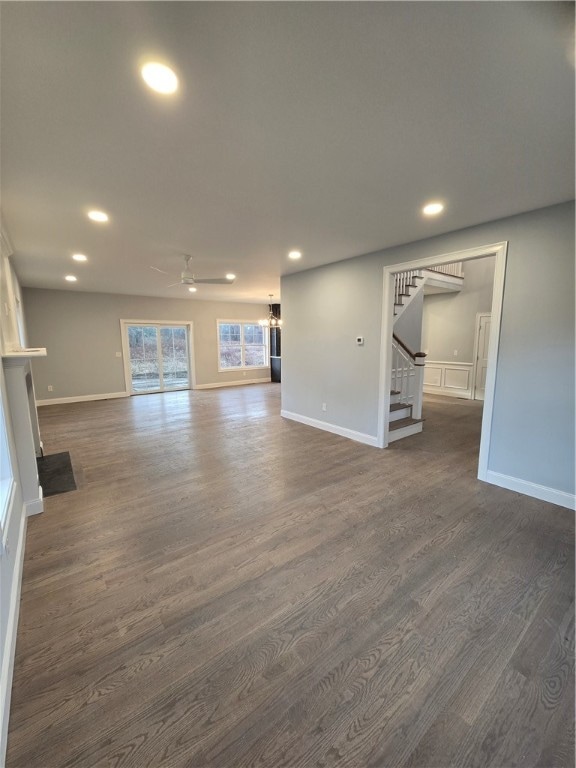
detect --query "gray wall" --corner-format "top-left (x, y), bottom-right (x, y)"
top-left (23, 290), bottom-right (270, 399)
top-left (394, 290), bottom-right (423, 353)
top-left (282, 201), bottom-right (575, 496)
top-left (282, 255), bottom-right (384, 436)
top-left (422, 256), bottom-right (495, 362)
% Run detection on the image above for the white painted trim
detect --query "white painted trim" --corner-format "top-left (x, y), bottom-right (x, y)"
top-left (386, 242), bottom-right (507, 274)
top-left (215, 318), bottom-right (271, 373)
top-left (36, 391), bottom-right (129, 406)
top-left (26, 486), bottom-right (43, 517)
top-left (217, 366), bottom-right (270, 374)
top-left (379, 241), bottom-right (508, 483)
top-left (423, 360), bottom-right (474, 399)
top-left (119, 320), bottom-right (197, 395)
top-left (424, 360), bottom-right (474, 367)
top-left (0, 507), bottom-right (27, 764)
top-left (478, 246), bottom-right (507, 480)
top-left (0, 479), bottom-right (15, 545)
top-left (471, 312), bottom-right (491, 401)
top-left (387, 421), bottom-right (423, 443)
top-left (378, 270), bottom-right (395, 448)
top-left (120, 320), bottom-right (132, 393)
top-left (423, 386), bottom-right (473, 400)
top-left (281, 409), bottom-right (379, 448)
top-left (0, 225), bottom-right (14, 260)
top-left (485, 470), bottom-right (576, 511)
top-left (195, 378), bottom-right (271, 390)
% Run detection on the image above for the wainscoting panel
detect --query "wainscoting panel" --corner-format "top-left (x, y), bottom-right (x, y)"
top-left (424, 366), bottom-right (442, 388)
top-left (423, 361), bottom-right (473, 399)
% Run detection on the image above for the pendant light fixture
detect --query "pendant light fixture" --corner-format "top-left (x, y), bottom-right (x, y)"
top-left (259, 295), bottom-right (283, 327)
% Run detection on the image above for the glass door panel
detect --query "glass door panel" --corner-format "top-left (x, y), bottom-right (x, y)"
top-left (160, 326), bottom-right (190, 390)
top-left (128, 326), bottom-right (161, 393)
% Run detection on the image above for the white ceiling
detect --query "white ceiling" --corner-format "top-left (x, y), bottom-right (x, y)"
top-left (1, 2), bottom-right (574, 303)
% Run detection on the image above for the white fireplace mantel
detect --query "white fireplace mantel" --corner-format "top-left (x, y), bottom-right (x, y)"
top-left (2, 350), bottom-right (46, 516)
top-left (3, 348), bottom-right (47, 358)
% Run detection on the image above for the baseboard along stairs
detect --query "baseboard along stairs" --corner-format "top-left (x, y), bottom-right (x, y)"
top-left (388, 264), bottom-right (463, 444)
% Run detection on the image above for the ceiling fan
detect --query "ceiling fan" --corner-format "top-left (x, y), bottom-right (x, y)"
top-left (150, 254), bottom-right (235, 287)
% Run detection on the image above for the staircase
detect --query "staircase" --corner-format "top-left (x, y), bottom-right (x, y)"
top-left (388, 263), bottom-right (464, 443)
top-left (388, 333), bottom-right (426, 442)
top-left (394, 264), bottom-right (464, 321)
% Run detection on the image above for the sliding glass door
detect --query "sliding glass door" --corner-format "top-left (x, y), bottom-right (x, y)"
top-left (126, 324), bottom-right (191, 394)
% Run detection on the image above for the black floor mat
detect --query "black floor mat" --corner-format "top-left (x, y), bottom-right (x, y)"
top-left (37, 451), bottom-right (77, 497)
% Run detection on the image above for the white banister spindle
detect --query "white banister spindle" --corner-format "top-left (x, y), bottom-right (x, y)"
top-left (428, 261), bottom-right (463, 277)
top-left (391, 336), bottom-right (427, 422)
top-left (403, 359), bottom-right (409, 403)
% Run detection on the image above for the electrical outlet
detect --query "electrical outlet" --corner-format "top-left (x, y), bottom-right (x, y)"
top-left (453, 349), bottom-right (458, 357)
top-left (115, 351), bottom-right (122, 358)
top-left (47, 385), bottom-right (54, 392)
top-left (322, 403), bottom-right (327, 412)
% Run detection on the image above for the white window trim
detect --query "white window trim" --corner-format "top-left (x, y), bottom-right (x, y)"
top-left (119, 320), bottom-right (196, 394)
top-left (216, 319), bottom-right (270, 373)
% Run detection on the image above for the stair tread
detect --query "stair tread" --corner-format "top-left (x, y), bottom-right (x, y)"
top-left (390, 402), bottom-right (411, 412)
top-left (389, 416), bottom-right (423, 431)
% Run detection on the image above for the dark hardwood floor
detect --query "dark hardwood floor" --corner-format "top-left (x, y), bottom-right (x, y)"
top-left (7, 385), bottom-right (575, 768)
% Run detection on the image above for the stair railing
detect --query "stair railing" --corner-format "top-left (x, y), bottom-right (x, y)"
top-left (427, 262), bottom-right (464, 278)
top-left (394, 269), bottom-right (418, 307)
top-left (391, 334), bottom-right (426, 419)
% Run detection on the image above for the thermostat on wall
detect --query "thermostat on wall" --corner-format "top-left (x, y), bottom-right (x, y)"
top-left (356, 336), bottom-right (364, 346)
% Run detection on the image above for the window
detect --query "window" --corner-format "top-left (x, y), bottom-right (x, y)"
top-left (218, 321), bottom-right (268, 370)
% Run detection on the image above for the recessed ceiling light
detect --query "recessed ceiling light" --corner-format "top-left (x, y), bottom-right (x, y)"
top-left (226, 273), bottom-right (236, 280)
top-left (72, 253), bottom-right (88, 262)
top-left (87, 210), bottom-right (109, 223)
top-left (288, 250), bottom-right (302, 260)
top-left (188, 287), bottom-right (197, 293)
top-left (422, 202), bottom-right (444, 216)
top-left (141, 62), bottom-right (178, 95)
top-left (65, 275), bottom-right (77, 282)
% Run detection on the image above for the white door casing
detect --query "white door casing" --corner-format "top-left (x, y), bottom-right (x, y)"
top-left (378, 241), bottom-right (508, 483)
top-left (473, 313), bottom-right (491, 401)
top-left (120, 320), bottom-right (196, 395)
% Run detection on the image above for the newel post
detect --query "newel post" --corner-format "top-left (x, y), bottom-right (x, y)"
top-left (413, 352), bottom-right (427, 419)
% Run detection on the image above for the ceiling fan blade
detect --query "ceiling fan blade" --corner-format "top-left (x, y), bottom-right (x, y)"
top-left (192, 277), bottom-right (235, 284)
top-left (150, 266), bottom-right (170, 275)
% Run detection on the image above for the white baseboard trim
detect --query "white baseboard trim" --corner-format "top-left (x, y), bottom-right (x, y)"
top-left (281, 410), bottom-right (379, 448)
top-left (195, 378), bottom-right (271, 390)
top-left (423, 385), bottom-right (473, 400)
top-left (485, 470), bottom-right (576, 511)
top-left (36, 391), bottom-right (129, 406)
top-left (0, 507), bottom-right (27, 764)
top-left (26, 487), bottom-right (43, 517)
